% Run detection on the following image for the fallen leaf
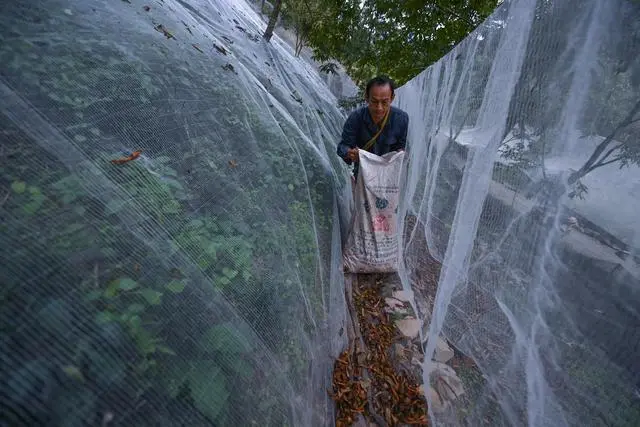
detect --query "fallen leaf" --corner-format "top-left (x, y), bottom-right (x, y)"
top-left (182, 21), bottom-right (193, 35)
top-left (192, 44), bottom-right (204, 53)
top-left (62, 365), bottom-right (85, 382)
top-left (213, 43), bottom-right (227, 55)
top-left (110, 150), bottom-right (142, 165)
top-left (221, 63), bottom-right (237, 74)
top-left (290, 91), bottom-right (303, 104)
top-left (154, 24), bottom-right (174, 39)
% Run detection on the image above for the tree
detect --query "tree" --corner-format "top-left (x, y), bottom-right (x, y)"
top-left (263, 0), bottom-right (283, 42)
top-left (496, 0), bottom-right (640, 200)
top-left (304, 0), bottom-right (499, 86)
top-left (278, 0), bottom-right (334, 57)
top-left (568, 101), bottom-right (640, 188)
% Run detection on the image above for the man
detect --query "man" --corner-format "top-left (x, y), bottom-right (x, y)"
top-left (337, 75), bottom-right (409, 180)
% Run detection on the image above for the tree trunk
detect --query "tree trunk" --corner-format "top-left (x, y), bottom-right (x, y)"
top-left (263, 0), bottom-right (282, 42)
top-left (294, 27), bottom-right (304, 57)
top-left (260, 0), bottom-right (265, 14)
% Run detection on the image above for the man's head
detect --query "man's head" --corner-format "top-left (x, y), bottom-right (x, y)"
top-left (365, 75), bottom-right (395, 124)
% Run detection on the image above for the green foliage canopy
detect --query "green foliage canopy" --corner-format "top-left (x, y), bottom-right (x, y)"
top-left (303, 0), bottom-right (499, 86)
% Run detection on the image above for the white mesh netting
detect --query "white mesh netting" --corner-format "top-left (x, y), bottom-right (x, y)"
top-left (396, 0), bottom-right (640, 426)
top-left (1, 0), bottom-right (350, 425)
top-left (1, 0), bottom-right (640, 426)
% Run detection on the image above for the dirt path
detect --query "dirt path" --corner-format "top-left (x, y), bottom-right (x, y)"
top-left (330, 272), bottom-right (428, 426)
top-left (330, 252), bottom-right (483, 426)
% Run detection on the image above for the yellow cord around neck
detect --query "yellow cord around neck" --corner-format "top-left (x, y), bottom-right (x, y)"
top-left (363, 108), bottom-right (391, 152)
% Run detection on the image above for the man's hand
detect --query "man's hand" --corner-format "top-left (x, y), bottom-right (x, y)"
top-left (346, 147), bottom-right (359, 162)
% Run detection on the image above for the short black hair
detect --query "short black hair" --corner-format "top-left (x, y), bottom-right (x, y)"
top-left (365, 75), bottom-right (395, 98)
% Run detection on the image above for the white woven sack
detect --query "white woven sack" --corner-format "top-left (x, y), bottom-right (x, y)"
top-left (343, 150), bottom-right (405, 273)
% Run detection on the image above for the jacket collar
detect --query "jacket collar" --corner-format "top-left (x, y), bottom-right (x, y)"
top-left (362, 106), bottom-right (393, 131)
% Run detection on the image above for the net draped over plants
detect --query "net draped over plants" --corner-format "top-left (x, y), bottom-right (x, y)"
top-left (0, 0), bottom-right (350, 425)
top-left (1, 0), bottom-right (640, 427)
top-left (395, 0), bottom-right (640, 425)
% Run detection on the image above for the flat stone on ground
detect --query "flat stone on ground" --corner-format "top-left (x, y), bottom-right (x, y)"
top-left (435, 337), bottom-right (454, 363)
top-left (392, 289), bottom-right (412, 302)
top-left (395, 317), bottom-right (421, 338)
top-left (428, 361), bottom-right (465, 413)
top-left (384, 297), bottom-right (405, 311)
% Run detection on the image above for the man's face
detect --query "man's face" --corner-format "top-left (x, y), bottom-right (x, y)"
top-left (366, 83), bottom-right (394, 124)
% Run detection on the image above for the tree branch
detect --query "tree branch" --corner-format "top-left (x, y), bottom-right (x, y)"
top-left (627, 116), bottom-right (640, 127)
top-left (585, 155), bottom-right (624, 174)
top-left (588, 143), bottom-right (621, 169)
top-left (569, 99), bottom-right (640, 184)
top-left (432, 1), bottom-right (475, 27)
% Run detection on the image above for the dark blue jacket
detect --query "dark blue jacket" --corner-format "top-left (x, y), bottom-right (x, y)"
top-left (336, 106), bottom-right (409, 177)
